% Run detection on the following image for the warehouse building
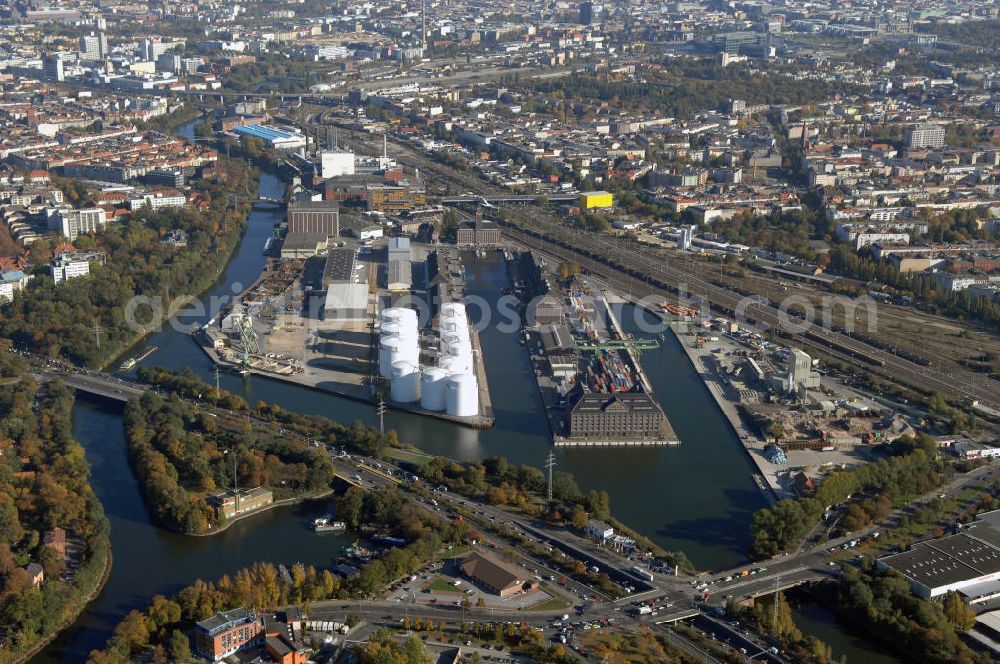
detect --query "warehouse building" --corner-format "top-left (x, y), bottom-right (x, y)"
top-left (540, 323), bottom-right (579, 380)
top-left (232, 124), bottom-right (306, 150)
top-left (324, 282), bottom-right (369, 323)
top-left (386, 236), bottom-right (412, 291)
top-left (566, 386), bottom-right (668, 441)
top-left (579, 191), bottom-right (613, 209)
top-left (459, 550), bottom-right (540, 598)
top-left (287, 200), bottom-right (339, 237)
top-left (877, 517), bottom-right (1000, 599)
top-left (279, 232), bottom-right (329, 259)
top-left (456, 215), bottom-right (502, 247)
top-left (529, 293), bottom-right (565, 325)
top-left (322, 247), bottom-right (358, 289)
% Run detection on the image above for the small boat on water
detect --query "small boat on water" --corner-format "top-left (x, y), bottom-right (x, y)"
top-left (312, 516), bottom-right (346, 532)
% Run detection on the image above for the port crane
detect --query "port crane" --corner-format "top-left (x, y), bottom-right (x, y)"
top-left (237, 309), bottom-right (263, 368)
top-left (575, 337), bottom-right (661, 351)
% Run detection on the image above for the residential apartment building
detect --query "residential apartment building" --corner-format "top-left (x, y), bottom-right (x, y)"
top-left (194, 608), bottom-right (263, 661)
top-left (50, 253), bottom-right (97, 284)
top-left (47, 207), bottom-right (105, 240)
top-left (905, 123), bottom-right (946, 149)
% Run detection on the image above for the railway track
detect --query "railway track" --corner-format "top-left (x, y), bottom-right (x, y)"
top-left (500, 221), bottom-right (1000, 408)
top-left (318, 125), bottom-right (1000, 406)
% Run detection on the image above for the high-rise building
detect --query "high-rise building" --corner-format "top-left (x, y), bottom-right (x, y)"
top-left (42, 55), bottom-right (64, 82)
top-left (79, 32), bottom-right (107, 60)
top-left (905, 123), bottom-right (946, 149)
top-left (580, 1), bottom-right (597, 25)
top-left (156, 52), bottom-right (181, 72)
top-left (48, 207), bottom-right (105, 240)
top-left (141, 38), bottom-right (174, 62)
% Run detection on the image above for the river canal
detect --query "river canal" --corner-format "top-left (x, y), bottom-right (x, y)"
top-left (39, 123), bottom-right (807, 660)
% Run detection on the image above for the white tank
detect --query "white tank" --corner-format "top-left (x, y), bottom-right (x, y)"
top-left (395, 328), bottom-right (420, 366)
top-left (448, 346), bottom-right (473, 367)
top-left (420, 367), bottom-right (449, 411)
top-left (390, 361), bottom-right (420, 403)
top-left (440, 333), bottom-right (461, 355)
top-left (438, 355), bottom-right (469, 374)
top-left (379, 336), bottom-right (404, 378)
top-left (441, 302), bottom-right (466, 319)
top-left (380, 321), bottom-right (402, 338)
top-left (446, 373), bottom-right (479, 417)
top-left (381, 308), bottom-right (418, 330)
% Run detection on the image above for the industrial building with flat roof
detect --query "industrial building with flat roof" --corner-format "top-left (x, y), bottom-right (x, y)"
top-left (877, 515), bottom-right (1000, 599)
top-left (324, 282), bottom-right (369, 323)
top-left (386, 236), bottom-right (412, 291)
top-left (287, 200), bottom-right (340, 237)
top-left (279, 232), bottom-right (329, 259)
top-left (322, 247), bottom-right (358, 287)
top-left (233, 124), bottom-right (307, 150)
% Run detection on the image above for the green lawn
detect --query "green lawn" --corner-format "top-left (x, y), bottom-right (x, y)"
top-left (528, 594), bottom-right (571, 612)
top-left (426, 577), bottom-right (464, 593)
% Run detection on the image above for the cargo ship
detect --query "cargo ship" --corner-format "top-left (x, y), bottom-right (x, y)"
top-left (119, 345), bottom-right (157, 372)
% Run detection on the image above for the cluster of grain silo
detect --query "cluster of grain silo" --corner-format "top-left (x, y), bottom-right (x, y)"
top-left (419, 302), bottom-right (478, 417)
top-left (379, 308), bottom-right (421, 403)
top-left (380, 304), bottom-right (478, 418)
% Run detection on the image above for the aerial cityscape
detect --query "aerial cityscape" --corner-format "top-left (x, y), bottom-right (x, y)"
top-left (4, 0), bottom-right (1000, 663)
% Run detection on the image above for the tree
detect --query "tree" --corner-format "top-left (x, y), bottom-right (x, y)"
top-left (404, 634), bottom-right (428, 664)
top-left (941, 591), bottom-right (975, 630)
top-left (569, 503), bottom-right (589, 530)
top-left (585, 490), bottom-right (611, 521)
top-left (114, 610), bottom-right (150, 654)
top-left (169, 629), bottom-right (192, 660)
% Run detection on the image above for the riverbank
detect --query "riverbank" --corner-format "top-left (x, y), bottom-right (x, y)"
top-left (97, 174), bottom-right (261, 375)
top-left (617, 294), bottom-right (780, 504)
top-left (11, 548), bottom-right (113, 664)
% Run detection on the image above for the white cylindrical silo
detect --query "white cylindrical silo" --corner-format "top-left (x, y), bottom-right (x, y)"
top-left (396, 328), bottom-right (420, 366)
top-left (380, 321), bottom-right (402, 338)
top-left (379, 336), bottom-right (404, 378)
top-left (446, 373), bottom-right (479, 417)
top-left (420, 367), bottom-right (449, 411)
top-left (440, 333), bottom-right (461, 355)
top-left (438, 355), bottom-right (468, 374)
top-left (441, 302), bottom-right (466, 319)
top-left (380, 308), bottom-right (403, 325)
top-left (382, 307), bottom-right (418, 328)
top-left (390, 361), bottom-right (420, 403)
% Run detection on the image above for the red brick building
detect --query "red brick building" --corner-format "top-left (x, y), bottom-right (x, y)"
top-left (194, 608), bottom-right (263, 661)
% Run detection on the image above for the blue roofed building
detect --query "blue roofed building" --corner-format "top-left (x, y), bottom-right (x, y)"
top-left (232, 124), bottom-right (307, 150)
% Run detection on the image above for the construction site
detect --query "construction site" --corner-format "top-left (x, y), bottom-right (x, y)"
top-left (663, 310), bottom-right (922, 498)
